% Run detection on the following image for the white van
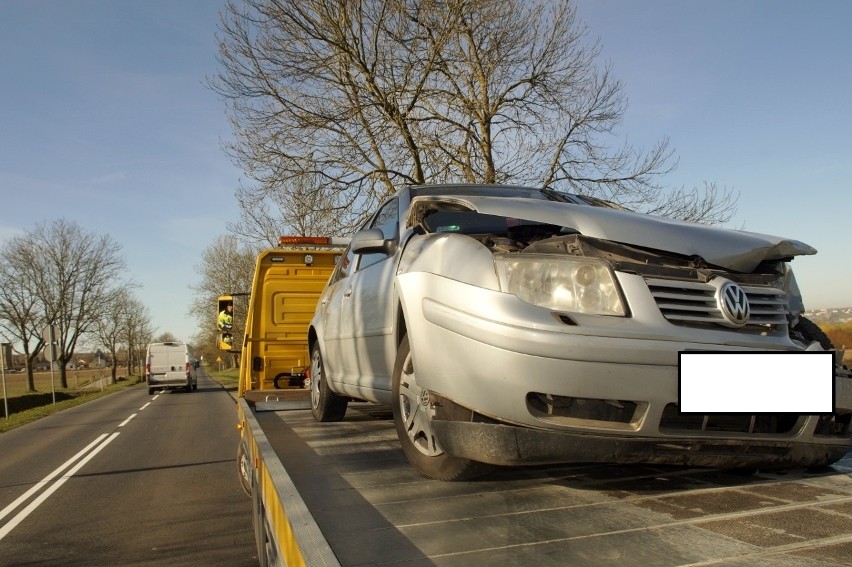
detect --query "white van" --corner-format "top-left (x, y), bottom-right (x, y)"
top-left (145, 342), bottom-right (199, 395)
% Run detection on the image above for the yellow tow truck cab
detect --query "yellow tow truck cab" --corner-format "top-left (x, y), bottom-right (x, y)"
top-left (219, 237), bottom-right (347, 395)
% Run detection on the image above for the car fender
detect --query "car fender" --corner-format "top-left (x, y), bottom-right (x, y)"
top-left (397, 232), bottom-right (500, 290)
top-left (395, 232), bottom-right (500, 352)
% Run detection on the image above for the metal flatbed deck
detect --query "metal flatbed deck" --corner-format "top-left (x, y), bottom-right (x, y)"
top-left (251, 399), bottom-right (852, 566)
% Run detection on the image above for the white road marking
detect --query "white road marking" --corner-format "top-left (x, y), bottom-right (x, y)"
top-left (118, 413), bottom-right (137, 427)
top-left (0, 392), bottom-right (160, 541)
top-left (0, 434), bottom-right (108, 524)
top-left (0, 432), bottom-right (120, 541)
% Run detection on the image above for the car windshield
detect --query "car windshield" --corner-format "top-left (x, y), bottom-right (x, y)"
top-left (421, 211), bottom-right (566, 240)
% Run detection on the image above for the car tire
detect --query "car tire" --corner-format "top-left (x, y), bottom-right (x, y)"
top-left (392, 335), bottom-right (491, 481)
top-left (148, 387), bottom-right (154, 395)
top-left (310, 343), bottom-right (347, 422)
top-left (792, 316), bottom-right (834, 350)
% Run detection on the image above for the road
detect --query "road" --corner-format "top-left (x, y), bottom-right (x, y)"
top-left (0, 370), bottom-right (256, 566)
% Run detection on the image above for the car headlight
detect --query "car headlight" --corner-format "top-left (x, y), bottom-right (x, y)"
top-left (494, 254), bottom-right (626, 316)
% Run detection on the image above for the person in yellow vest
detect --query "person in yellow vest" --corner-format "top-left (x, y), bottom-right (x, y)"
top-left (217, 302), bottom-right (233, 331)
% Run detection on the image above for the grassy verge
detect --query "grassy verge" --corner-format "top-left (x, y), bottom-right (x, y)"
top-left (0, 376), bottom-right (144, 433)
top-left (1, 366), bottom-right (241, 434)
top-left (821, 322), bottom-right (852, 364)
top-left (208, 367), bottom-right (241, 391)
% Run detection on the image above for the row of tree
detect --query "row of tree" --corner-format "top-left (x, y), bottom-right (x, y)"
top-left (0, 220), bottom-right (155, 391)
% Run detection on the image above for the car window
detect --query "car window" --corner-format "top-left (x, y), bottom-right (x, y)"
top-left (357, 198), bottom-right (399, 271)
top-left (423, 211), bottom-right (513, 235)
top-left (328, 243), bottom-right (357, 285)
top-left (423, 211), bottom-right (562, 238)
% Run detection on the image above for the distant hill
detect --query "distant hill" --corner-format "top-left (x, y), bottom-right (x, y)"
top-left (805, 307), bottom-right (852, 324)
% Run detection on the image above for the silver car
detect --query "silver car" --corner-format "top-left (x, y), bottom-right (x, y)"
top-left (308, 184), bottom-right (852, 480)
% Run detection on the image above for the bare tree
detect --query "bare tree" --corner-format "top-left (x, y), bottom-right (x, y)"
top-left (0, 236), bottom-right (47, 391)
top-left (154, 332), bottom-right (179, 343)
top-left (211, 0), bottom-right (733, 235)
top-left (643, 182), bottom-right (739, 225)
top-left (229, 171), bottom-right (354, 244)
top-left (124, 299), bottom-right (153, 377)
top-left (95, 288), bottom-right (147, 384)
top-left (17, 220), bottom-right (128, 389)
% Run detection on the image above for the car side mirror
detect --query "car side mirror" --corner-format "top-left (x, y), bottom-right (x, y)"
top-left (351, 228), bottom-right (395, 256)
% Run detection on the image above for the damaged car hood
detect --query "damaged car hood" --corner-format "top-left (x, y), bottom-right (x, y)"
top-left (410, 196), bottom-right (816, 272)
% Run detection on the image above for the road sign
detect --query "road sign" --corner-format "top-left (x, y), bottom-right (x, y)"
top-left (1, 342), bottom-right (8, 419)
top-left (43, 325), bottom-right (58, 362)
top-left (0, 343), bottom-right (11, 370)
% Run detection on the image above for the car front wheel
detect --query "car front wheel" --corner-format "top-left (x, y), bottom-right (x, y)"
top-left (392, 334), bottom-right (490, 481)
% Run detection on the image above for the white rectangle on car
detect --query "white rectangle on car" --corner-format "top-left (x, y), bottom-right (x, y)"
top-left (679, 351), bottom-right (834, 413)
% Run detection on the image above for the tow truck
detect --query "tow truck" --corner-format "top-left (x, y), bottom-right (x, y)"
top-left (221, 237), bottom-right (852, 567)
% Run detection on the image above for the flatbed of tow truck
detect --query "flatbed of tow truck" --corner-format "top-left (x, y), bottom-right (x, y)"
top-left (240, 391), bottom-right (852, 567)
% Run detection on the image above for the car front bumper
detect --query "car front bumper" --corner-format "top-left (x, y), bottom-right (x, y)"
top-left (397, 271), bottom-right (852, 466)
top-left (430, 420), bottom-right (850, 468)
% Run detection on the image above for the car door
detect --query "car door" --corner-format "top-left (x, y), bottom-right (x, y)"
top-left (341, 198), bottom-right (399, 397)
top-left (316, 239), bottom-right (357, 386)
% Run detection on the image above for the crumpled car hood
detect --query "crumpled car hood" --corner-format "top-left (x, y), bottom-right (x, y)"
top-left (411, 196), bottom-right (816, 272)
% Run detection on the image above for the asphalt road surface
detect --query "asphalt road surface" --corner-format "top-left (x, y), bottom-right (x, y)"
top-left (0, 370), bottom-right (256, 566)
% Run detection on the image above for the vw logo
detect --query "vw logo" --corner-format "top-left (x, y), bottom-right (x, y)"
top-left (716, 280), bottom-right (750, 327)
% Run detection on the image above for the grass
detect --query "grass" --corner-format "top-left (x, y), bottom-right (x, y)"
top-left (822, 322), bottom-right (852, 353)
top-left (209, 367), bottom-right (241, 390)
top-left (0, 371), bottom-right (144, 433)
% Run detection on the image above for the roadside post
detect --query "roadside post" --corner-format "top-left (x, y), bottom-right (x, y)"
top-left (43, 325), bottom-right (58, 405)
top-left (1, 342), bottom-right (11, 419)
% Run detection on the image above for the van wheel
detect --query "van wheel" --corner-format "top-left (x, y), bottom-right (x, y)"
top-left (310, 343), bottom-right (347, 422)
top-left (392, 335), bottom-right (492, 481)
top-left (148, 387), bottom-right (154, 395)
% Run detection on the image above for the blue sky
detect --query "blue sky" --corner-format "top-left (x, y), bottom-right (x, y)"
top-left (0, 1), bottom-right (237, 344)
top-left (574, 0), bottom-right (852, 314)
top-left (0, 1), bottom-right (850, 345)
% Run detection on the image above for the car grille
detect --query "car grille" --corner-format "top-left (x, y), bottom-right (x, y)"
top-left (645, 277), bottom-right (788, 331)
